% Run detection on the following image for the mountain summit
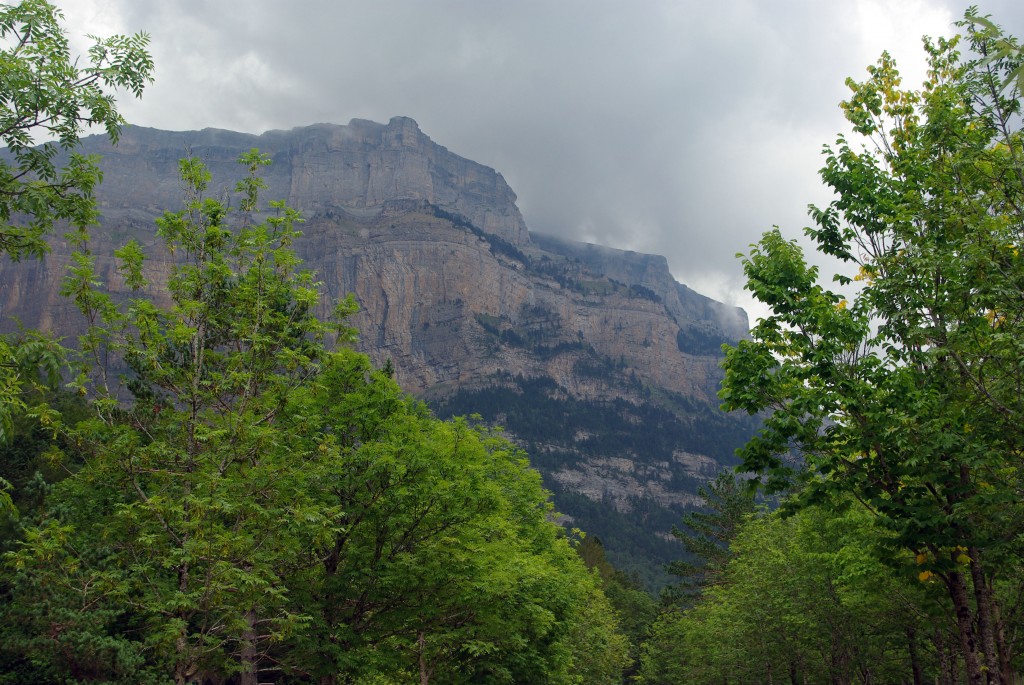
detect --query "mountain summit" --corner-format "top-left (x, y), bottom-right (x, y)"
top-left (0, 117), bottom-right (758, 583)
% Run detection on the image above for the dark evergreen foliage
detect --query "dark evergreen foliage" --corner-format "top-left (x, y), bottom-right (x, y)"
top-left (428, 204), bottom-right (530, 263)
top-left (675, 326), bottom-right (733, 356)
top-left (434, 374), bottom-right (752, 465)
top-left (663, 471), bottom-right (757, 604)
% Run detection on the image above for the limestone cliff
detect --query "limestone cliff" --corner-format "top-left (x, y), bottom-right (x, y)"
top-left (0, 118), bottom-right (757, 583)
top-left (91, 117), bottom-right (528, 246)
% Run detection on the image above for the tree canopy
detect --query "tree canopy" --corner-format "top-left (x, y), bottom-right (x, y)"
top-left (720, 10), bottom-right (1024, 684)
top-left (1, 152), bottom-right (629, 684)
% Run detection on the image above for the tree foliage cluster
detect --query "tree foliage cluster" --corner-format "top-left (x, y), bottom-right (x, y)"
top-left (0, 146), bottom-right (630, 683)
top-left (640, 496), bottom-right (958, 685)
top-left (0, 0), bottom-right (152, 452)
top-left (0, 0), bottom-right (152, 261)
top-left (661, 471), bottom-right (756, 605)
top-left (709, 9), bottom-right (1024, 685)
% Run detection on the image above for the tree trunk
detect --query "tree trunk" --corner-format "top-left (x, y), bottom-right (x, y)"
top-left (173, 639), bottom-right (197, 685)
top-left (968, 549), bottom-right (1003, 685)
top-left (946, 569), bottom-right (985, 685)
top-left (935, 627), bottom-right (957, 685)
top-left (906, 626), bottom-right (923, 685)
top-left (992, 599), bottom-right (1015, 685)
top-left (419, 630), bottom-right (431, 685)
top-left (239, 609), bottom-right (259, 685)
top-left (974, 558), bottom-right (1016, 685)
top-left (174, 559), bottom-right (195, 685)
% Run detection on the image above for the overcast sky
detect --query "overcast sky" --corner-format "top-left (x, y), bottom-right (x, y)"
top-left (63, 1), bottom-right (1024, 321)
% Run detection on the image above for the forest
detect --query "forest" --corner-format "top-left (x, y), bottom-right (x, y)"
top-left (2, 1), bottom-right (1024, 683)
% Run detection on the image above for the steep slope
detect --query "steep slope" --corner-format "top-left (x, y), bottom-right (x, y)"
top-left (0, 117), bottom-right (758, 584)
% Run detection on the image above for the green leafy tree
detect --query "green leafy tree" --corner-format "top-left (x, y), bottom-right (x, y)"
top-left (5, 151), bottom-right (358, 684)
top-left (0, 0), bottom-right (152, 470)
top-left (3, 153), bottom-right (628, 685)
top-left (0, 0), bottom-right (153, 260)
top-left (639, 504), bottom-right (942, 685)
top-left (0, 6), bottom-right (152, 676)
top-left (576, 534), bottom-right (658, 679)
top-left (279, 376), bottom-right (629, 684)
top-left (720, 11), bottom-right (1024, 683)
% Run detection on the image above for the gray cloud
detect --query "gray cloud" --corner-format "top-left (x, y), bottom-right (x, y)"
top-left (65, 1), bottom-right (1024, 319)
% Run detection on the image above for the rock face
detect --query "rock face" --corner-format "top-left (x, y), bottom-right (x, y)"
top-left (92, 117), bottom-right (529, 247)
top-left (0, 117), bottom-right (758, 583)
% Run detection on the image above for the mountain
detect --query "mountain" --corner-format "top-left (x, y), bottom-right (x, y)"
top-left (0, 116), bottom-right (759, 585)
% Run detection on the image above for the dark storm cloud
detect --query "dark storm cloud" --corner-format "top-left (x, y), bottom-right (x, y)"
top-left (66, 1), bottom-right (1024, 316)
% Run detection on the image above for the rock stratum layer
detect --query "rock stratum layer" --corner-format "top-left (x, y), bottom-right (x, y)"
top-left (0, 117), bottom-right (758, 583)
